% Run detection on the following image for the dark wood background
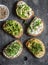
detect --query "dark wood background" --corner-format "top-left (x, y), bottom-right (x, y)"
top-left (0, 0), bottom-right (48, 65)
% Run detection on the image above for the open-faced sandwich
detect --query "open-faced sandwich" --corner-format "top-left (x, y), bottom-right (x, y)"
top-left (27, 17), bottom-right (44, 36)
top-left (26, 38), bottom-right (45, 58)
top-left (16, 1), bottom-right (34, 20)
top-left (3, 20), bottom-right (23, 38)
top-left (3, 40), bottom-right (23, 59)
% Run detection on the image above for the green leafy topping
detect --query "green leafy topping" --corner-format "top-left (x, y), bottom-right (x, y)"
top-left (16, 3), bottom-right (31, 18)
top-left (33, 19), bottom-right (41, 29)
top-left (3, 20), bottom-right (22, 36)
top-left (4, 41), bottom-right (21, 56)
top-left (29, 41), bottom-right (43, 54)
top-left (29, 18), bottom-right (41, 31)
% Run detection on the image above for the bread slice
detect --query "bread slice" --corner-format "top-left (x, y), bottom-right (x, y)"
top-left (27, 17), bottom-right (44, 36)
top-left (3, 40), bottom-right (23, 59)
top-left (26, 38), bottom-right (45, 58)
top-left (16, 1), bottom-right (34, 20)
top-left (3, 20), bottom-right (23, 38)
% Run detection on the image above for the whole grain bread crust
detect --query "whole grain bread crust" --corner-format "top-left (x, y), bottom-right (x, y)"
top-left (3, 40), bottom-right (23, 59)
top-left (3, 20), bottom-right (23, 38)
top-left (16, 1), bottom-right (34, 20)
top-left (26, 38), bottom-right (45, 58)
top-left (27, 17), bottom-right (44, 36)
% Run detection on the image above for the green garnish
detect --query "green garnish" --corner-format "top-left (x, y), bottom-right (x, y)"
top-left (16, 3), bottom-right (31, 18)
top-left (33, 19), bottom-right (41, 29)
top-left (3, 20), bottom-right (23, 36)
top-left (29, 41), bottom-right (43, 54)
top-left (4, 41), bottom-right (21, 56)
top-left (29, 18), bottom-right (41, 31)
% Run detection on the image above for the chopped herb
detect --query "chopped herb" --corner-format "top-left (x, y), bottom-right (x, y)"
top-left (29, 41), bottom-right (43, 54)
top-left (4, 41), bottom-right (21, 56)
top-left (3, 20), bottom-right (23, 36)
top-left (16, 3), bottom-right (32, 18)
top-left (29, 18), bottom-right (41, 31)
top-left (33, 20), bottom-right (41, 29)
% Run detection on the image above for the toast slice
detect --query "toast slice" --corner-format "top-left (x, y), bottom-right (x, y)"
top-left (3, 40), bottom-right (23, 59)
top-left (3, 20), bottom-right (23, 38)
top-left (16, 1), bottom-right (34, 20)
top-left (27, 17), bottom-right (44, 36)
top-left (26, 38), bottom-right (45, 58)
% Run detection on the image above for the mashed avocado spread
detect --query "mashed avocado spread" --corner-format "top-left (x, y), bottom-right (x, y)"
top-left (4, 41), bottom-right (21, 56)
